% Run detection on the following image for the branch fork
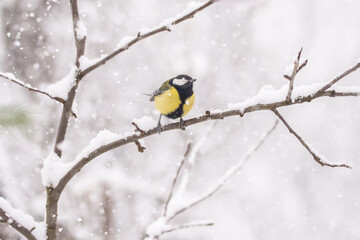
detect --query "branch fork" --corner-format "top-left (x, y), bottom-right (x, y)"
top-left (284, 48), bottom-right (308, 102)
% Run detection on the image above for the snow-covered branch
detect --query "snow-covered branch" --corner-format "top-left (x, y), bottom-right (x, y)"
top-left (0, 71), bottom-right (65, 104)
top-left (0, 197), bottom-right (42, 240)
top-left (80, 0), bottom-right (217, 77)
top-left (51, 81), bottom-right (359, 196)
top-left (272, 108), bottom-right (351, 168)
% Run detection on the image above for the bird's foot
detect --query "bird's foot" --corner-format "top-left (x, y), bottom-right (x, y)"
top-left (179, 118), bottom-right (186, 130)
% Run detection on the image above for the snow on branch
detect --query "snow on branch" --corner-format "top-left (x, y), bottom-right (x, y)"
top-left (80, 0), bottom-right (217, 77)
top-left (272, 108), bottom-right (352, 168)
top-left (0, 197), bottom-right (44, 240)
top-left (45, 66), bottom-right (77, 101)
top-left (41, 129), bottom-right (123, 188)
top-left (0, 71), bottom-right (66, 104)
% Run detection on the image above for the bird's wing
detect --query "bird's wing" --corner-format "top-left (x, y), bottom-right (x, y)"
top-left (149, 80), bottom-right (171, 101)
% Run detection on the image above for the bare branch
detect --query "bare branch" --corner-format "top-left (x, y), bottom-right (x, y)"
top-left (315, 61), bottom-right (360, 95)
top-left (163, 143), bottom-right (192, 217)
top-left (132, 122), bottom-right (146, 135)
top-left (161, 221), bottom-right (214, 235)
top-left (0, 72), bottom-right (65, 104)
top-left (0, 208), bottom-right (37, 240)
top-left (54, 88), bottom-right (358, 195)
top-left (80, 0), bottom-right (216, 77)
top-left (285, 48), bottom-right (308, 102)
top-left (70, 0), bottom-right (86, 67)
top-left (272, 108), bottom-right (351, 168)
top-left (168, 120), bottom-right (279, 221)
top-left (134, 140), bottom-right (146, 153)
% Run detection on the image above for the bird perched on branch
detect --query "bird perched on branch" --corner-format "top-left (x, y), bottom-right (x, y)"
top-left (150, 74), bottom-right (196, 133)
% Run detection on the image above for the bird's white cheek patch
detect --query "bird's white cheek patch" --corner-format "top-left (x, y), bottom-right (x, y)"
top-left (173, 78), bottom-right (188, 86)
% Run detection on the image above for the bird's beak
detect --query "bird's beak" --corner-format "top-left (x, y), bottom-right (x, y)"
top-left (190, 78), bottom-right (197, 83)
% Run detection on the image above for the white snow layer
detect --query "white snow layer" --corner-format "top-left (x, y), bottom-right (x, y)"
top-left (0, 71), bottom-right (32, 89)
top-left (129, 1), bottom-right (205, 41)
top-left (116, 35), bottom-right (135, 49)
top-left (41, 130), bottom-right (122, 188)
top-left (75, 21), bottom-right (87, 40)
top-left (227, 83), bottom-right (360, 112)
top-left (158, 1), bottom-right (205, 29)
top-left (75, 129), bottom-right (122, 162)
top-left (0, 197), bottom-right (46, 240)
top-left (79, 55), bottom-right (108, 70)
top-left (145, 217), bottom-right (168, 240)
top-left (45, 66), bottom-right (77, 100)
top-left (41, 152), bottom-right (76, 187)
top-left (133, 116), bottom-right (157, 131)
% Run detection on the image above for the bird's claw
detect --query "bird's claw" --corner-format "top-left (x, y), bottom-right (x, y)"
top-left (157, 123), bottom-right (162, 134)
top-left (179, 118), bottom-right (186, 131)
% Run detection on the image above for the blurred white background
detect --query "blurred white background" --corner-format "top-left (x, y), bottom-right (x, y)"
top-left (0, 0), bottom-right (360, 239)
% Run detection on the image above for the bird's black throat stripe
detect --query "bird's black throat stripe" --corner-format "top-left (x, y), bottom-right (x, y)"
top-left (165, 87), bottom-right (193, 119)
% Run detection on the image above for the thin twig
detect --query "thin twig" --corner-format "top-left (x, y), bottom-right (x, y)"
top-left (80, 0), bottom-right (216, 77)
top-left (163, 143), bottom-right (192, 217)
top-left (272, 108), bottom-right (351, 168)
top-left (161, 221), bottom-right (214, 235)
top-left (285, 48), bottom-right (308, 102)
top-left (0, 208), bottom-right (37, 240)
top-left (315, 62), bottom-right (360, 95)
top-left (168, 120), bottom-right (279, 221)
top-left (0, 73), bottom-right (65, 103)
top-left (134, 140), bottom-right (146, 153)
top-left (132, 122), bottom-right (146, 135)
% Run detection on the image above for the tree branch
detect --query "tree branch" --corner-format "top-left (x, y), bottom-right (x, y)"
top-left (80, 0), bottom-right (216, 77)
top-left (0, 72), bottom-right (65, 104)
top-left (0, 207), bottom-right (37, 240)
top-left (315, 61), bottom-right (360, 95)
top-left (54, 87), bottom-right (358, 195)
top-left (161, 221), bottom-right (214, 235)
top-left (272, 108), bottom-right (351, 168)
top-left (284, 48), bottom-right (308, 102)
top-left (70, 0), bottom-right (86, 67)
top-left (163, 143), bottom-right (192, 217)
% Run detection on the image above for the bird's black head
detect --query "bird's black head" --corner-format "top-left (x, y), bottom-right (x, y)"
top-left (170, 74), bottom-right (196, 90)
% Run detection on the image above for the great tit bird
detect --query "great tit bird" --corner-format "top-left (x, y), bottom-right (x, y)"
top-left (150, 74), bottom-right (196, 133)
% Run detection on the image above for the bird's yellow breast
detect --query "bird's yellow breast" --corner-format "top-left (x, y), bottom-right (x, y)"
top-left (154, 86), bottom-right (195, 117)
top-left (154, 87), bottom-right (181, 115)
top-left (182, 93), bottom-right (195, 117)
